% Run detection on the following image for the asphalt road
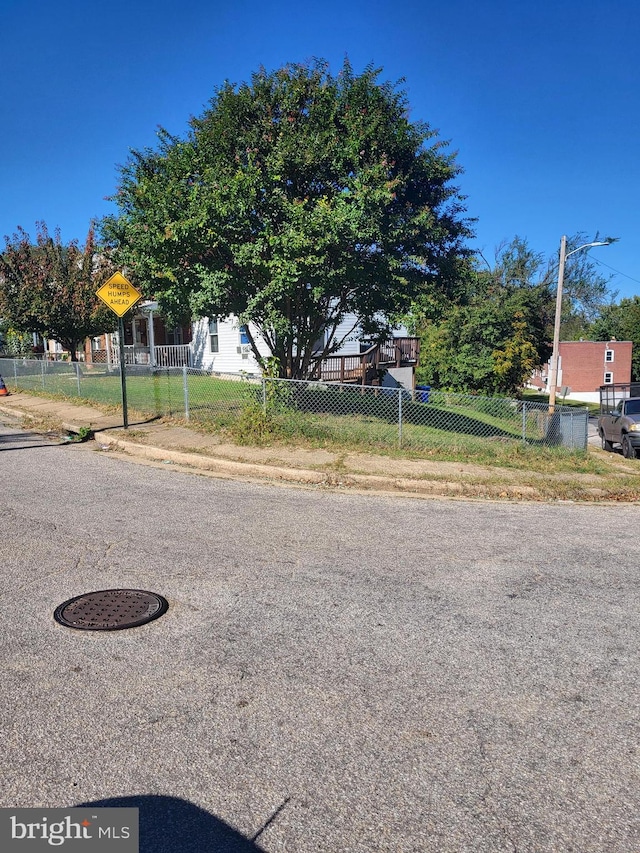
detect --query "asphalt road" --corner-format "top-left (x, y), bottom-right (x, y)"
top-left (1, 421), bottom-right (639, 852)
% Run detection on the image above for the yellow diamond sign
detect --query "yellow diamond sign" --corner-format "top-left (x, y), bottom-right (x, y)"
top-left (96, 272), bottom-right (143, 317)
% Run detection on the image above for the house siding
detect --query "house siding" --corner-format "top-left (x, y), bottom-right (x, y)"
top-left (329, 317), bottom-right (409, 354)
top-left (191, 313), bottom-right (410, 373)
top-left (191, 317), bottom-right (270, 373)
top-left (329, 316), bottom-right (364, 353)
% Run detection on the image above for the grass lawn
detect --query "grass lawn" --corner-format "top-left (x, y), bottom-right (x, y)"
top-left (9, 367), bottom-right (254, 418)
top-left (522, 389), bottom-right (601, 416)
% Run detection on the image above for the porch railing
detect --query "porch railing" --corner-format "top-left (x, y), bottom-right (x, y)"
top-left (90, 344), bottom-right (192, 368)
top-left (154, 345), bottom-right (192, 367)
top-left (318, 337), bottom-right (419, 384)
top-left (378, 337), bottom-right (420, 366)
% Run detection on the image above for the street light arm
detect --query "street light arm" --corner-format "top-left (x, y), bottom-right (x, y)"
top-left (565, 240), bottom-right (612, 259)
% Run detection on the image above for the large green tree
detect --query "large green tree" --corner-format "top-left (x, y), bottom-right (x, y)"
top-left (416, 239), bottom-right (554, 394)
top-left (414, 234), bottom-right (616, 395)
top-left (103, 59), bottom-right (472, 378)
top-left (0, 223), bottom-right (116, 360)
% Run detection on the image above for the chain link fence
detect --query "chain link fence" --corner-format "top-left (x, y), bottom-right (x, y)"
top-left (259, 378), bottom-right (589, 451)
top-left (0, 357), bottom-right (588, 451)
top-left (0, 358), bottom-right (254, 425)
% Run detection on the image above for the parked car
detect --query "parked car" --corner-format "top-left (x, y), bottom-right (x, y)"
top-left (598, 397), bottom-right (640, 458)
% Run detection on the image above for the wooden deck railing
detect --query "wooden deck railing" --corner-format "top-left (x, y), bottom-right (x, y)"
top-left (317, 337), bottom-right (419, 384)
top-left (378, 337), bottom-right (420, 367)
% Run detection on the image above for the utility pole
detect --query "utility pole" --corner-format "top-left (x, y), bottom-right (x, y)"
top-left (548, 236), bottom-right (567, 414)
top-left (548, 236), bottom-right (613, 413)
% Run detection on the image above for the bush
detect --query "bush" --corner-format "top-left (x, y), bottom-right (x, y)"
top-left (229, 402), bottom-right (282, 445)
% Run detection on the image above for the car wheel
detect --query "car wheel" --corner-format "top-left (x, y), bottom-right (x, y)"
top-left (600, 431), bottom-right (613, 452)
top-left (622, 434), bottom-right (637, 459)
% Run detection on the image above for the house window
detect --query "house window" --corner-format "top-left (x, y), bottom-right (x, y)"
top-left (604, 371), bottom-right (613, 384)
top-left (168, 326), bottom-right (184, 346)
top-left (605, 349), bottom-right (614, 363)
top-left (208, 318), bottom-right (219, 353)
top-left (312, 331), bottom-right (326, 353)
top-left (239, 325), bottom-right (250, 345)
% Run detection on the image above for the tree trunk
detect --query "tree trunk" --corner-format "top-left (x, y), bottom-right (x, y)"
top-left (59, 339), bottom-right (81, 361)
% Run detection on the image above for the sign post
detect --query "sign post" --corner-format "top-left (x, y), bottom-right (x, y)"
top-left (117, 316), bottom-right (129, 428)
top-left (96, 272), bottom-right (143, 429)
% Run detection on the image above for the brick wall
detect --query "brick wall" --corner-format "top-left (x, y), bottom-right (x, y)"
top-left (554, 341), bottom-right (633, 392)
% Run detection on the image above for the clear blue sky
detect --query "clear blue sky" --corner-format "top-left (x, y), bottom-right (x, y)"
top-left (1, 0), bottom-right (638, 299)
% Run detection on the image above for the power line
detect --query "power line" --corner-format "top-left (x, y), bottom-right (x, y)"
top-left (592, 256), bottom-right (640, 287)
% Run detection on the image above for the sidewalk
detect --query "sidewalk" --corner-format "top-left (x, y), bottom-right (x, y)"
top-left (0, 391), bottom-right (631, 502)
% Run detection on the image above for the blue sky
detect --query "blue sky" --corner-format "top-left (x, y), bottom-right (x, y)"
top-left (1, 0), bottom-right (638, 299)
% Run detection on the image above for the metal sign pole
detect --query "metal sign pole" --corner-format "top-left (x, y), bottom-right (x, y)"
top-left (97, 272), bottom-right (143, 430)
top-left (118, 316), bottom-right (129, 429)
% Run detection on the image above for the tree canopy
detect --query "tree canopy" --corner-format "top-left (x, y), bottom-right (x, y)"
top-left (0, 223), bottom-right (116, 360)
top-left (414, 233), bottom-right (618, 395)
top-left (103, 59), bottom-right (473, 378)
top-left (416, 238), bottom-right (554, 395)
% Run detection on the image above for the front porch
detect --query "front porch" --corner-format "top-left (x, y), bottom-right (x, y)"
top-left (90, 303), bottom-right (193, 367)
top-left (93, 343), bottom-right (193, 367)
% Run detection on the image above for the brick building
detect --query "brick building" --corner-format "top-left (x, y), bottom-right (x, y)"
top-left (529, 340), bottom-right (633, 403)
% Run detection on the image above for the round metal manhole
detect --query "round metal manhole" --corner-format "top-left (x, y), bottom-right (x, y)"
top-left (54, 589), bottom-right (168, 631)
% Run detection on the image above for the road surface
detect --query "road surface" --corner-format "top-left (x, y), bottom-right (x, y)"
top-left (1, 422), bottom-right (638, 851)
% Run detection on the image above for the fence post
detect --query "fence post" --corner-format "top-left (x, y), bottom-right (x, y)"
top-left (262, 377), bottom-right (267, 413)
top-left (183, 365), bottom-right (190, 421)
top-left (398, 388), bottom-right (403, 447)
top-left (41, 359), bottom-right (45, 389)
top-left (13, 358), bottom-right (18, 384)
top-left (522, 400), bottom-right (527, 443)
top-left (75, 361), bottom-right (81, 396)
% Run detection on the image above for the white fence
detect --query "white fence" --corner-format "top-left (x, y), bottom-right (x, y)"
top-left (92, 344), bottom-right (192, 367)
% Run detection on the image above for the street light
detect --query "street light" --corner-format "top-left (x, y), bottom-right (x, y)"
top-left (548, 236), bottom-right (612, 412)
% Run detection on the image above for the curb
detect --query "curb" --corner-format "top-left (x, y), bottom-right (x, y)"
top-left (98, 432), bottom-right (542, 502)
top-left (0, 402), bottom-right (93, 439)
top-left (0, 399), bottom-right (634, 504)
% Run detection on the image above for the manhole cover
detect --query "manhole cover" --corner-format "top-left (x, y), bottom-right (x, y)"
top-left (54, 589), bottom-right (168, 631)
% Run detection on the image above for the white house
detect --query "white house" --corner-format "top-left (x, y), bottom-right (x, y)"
top-left (190, 316), bottom-right (272, 374)
top-left (89, 306), bottom-right (420, 388)
top-left (190, 314), bottom-right (418, 388)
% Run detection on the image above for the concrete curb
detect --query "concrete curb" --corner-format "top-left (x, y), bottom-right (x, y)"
top-left (0, 398), bottom-right (475, 499)
top-left (0, 400), bottom-right (491, 499)
top-left (0, 396), bottom-right (635, 504)
top-left (98, 432), bottom-right (542, 501)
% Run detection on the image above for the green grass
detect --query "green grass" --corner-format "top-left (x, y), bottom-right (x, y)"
top-left (226, 397), bottom-right (598, 474)
top-left (8, 366), bottom-right (254, 422)
top-left (522, 389), bottom-right (600, 416)
top-left (257, 384), bottom-right (574, 449)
